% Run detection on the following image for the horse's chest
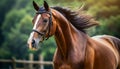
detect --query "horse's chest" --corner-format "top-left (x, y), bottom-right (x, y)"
top-left (53, 50), bottom-right (84, 69)
top-left (53, 59), bottom-right (84, 69)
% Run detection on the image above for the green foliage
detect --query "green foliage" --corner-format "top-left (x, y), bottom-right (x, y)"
top-left (1, 13), bottom-right (33, 59)
top-left (0, 0), bottom-right (16, 46)
top-left (86, 0), bottom-right (120, 18)
top-left (2, 9), bottom-right (27, 36)
top-left (86, 0), bottom-right (120, 38)
top-left (0, 48), bottom-right (10, 59)
top-left (95, 15), bottom-right (120, 37)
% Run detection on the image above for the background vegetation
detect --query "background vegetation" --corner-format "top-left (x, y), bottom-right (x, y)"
top-left (0, 0), bottom-right (120, 69)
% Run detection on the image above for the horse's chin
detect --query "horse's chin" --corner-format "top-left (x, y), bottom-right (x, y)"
top-left (29, 47), bottom-right (38, 51)
top-left (28, 43), bottom-right (40, 51)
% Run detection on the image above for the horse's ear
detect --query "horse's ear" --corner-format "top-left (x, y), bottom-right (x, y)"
top-left (44, 1), bottom-right (50, 11)
top-left (33, 1), bottom-right (39, 11)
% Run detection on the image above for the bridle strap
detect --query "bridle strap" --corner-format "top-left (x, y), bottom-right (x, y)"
top-left (46, 11), bottom-right (52, 40)
top-left (32, 9), bottom-right (52, 40)
top-left (32, 29), bottom-right (44, 36)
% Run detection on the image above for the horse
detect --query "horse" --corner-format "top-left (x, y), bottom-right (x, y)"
top-left (27, 1), bottom-right (120, 69)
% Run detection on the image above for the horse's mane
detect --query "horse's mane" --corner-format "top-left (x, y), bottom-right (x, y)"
top-left (52, 6), bottom-right (99, 32)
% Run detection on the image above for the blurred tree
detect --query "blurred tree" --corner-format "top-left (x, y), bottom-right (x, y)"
top-left (0, 0), bottom-right (16, 46)
top-left (2, 9), bottom-right (27, 36)
top-left (95, 15), bottom-right (120, 38)
top-left (86, 0), bottom-right (120, 18)
top-left (85, 0), bottom-right (120, 38)
top-left (1, 12), bottom-right (33, 59)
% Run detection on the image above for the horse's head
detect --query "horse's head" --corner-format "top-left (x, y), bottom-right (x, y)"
top-left (27, 1), bottom-right (56, 50)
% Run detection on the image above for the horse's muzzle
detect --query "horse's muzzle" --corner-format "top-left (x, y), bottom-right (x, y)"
top-left (27, 39), bottom-right (38, 50)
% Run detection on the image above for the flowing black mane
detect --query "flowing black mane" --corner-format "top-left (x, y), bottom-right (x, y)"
top-left (52, 6), bottom-right (99, 32)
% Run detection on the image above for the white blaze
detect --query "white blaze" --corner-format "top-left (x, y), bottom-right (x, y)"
top-left (33, 14), bottom-right (41, 29)
top-left (28, 14), bottom-right (41, 43)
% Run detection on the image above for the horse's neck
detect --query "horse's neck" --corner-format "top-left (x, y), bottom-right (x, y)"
top-left (53, 10), bottom-right (87, 60)
top-left (54, 14), bottom-right (74, 58)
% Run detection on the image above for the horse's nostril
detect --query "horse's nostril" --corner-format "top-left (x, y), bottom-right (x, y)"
top-left (32, 39), bottom-right (35, 44)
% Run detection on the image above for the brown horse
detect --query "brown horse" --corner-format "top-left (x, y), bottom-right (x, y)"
top-left (27, 1), bottom-right (120, 69)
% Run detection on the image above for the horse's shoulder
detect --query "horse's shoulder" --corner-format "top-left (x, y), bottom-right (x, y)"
top-left (92, 35), bottom-right (109, 39)
top-left (88, 35), bottom-right (115, 55)
top-left (91, 35), bottom-right (113, 44)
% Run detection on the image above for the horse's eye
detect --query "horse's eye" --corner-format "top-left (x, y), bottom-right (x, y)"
top-left (43, 19), bottom-right (48, 23)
